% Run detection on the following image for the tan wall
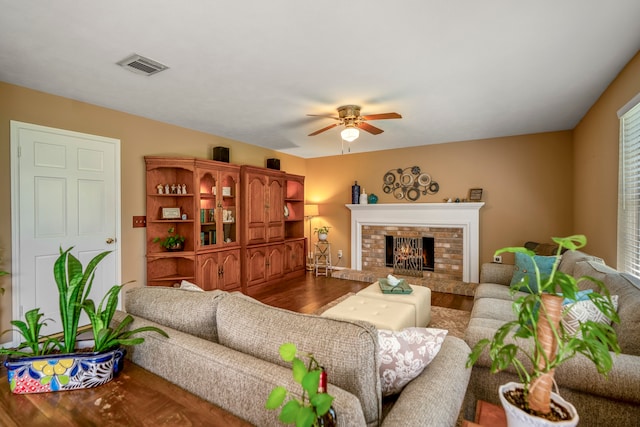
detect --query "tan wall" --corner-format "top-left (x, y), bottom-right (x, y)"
top-left (1, 49), bottom-right (637, 335)
top-left (0, 82), bottom-right (306, 334)
top-left (305, 132), bottom-right (575, 271)
top-left (573, 51), bottom-right (640, 265)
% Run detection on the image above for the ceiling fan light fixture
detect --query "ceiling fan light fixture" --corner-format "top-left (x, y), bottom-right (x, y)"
top-left (341, 126), bottom-right (359, 142)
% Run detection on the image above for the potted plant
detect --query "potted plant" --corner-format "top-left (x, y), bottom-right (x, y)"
top-left (153, 227), bottom-right (185, 251)
top-left (313, 226), bottom-right (330, 242)
top-left (266, 343), bottom-right (336, 427)
top-left (0, 246), bottom-right (167, 394)
top-left (466, 235), bottom-right (620, 426)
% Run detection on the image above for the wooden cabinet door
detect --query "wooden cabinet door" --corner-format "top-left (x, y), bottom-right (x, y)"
top-left (267, 176), bottom-right (285, 241)
top-left (245, 246), bottom-right (267, 288)
top-left (266, 244), bottom-right (284, 282)
top-left (220, 249), bottom-right (241, 291)
top-left (197, 252), bottom-right (222, 291)
top-left (285, 239), bottom-right (306, 273)
top-left (244, 172), bottom-right (268, 245)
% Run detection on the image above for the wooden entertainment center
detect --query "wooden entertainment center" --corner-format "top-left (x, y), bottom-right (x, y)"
top-left (145, 157), bottom-right (306, 294)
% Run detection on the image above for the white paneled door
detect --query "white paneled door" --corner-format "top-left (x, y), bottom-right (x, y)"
top-left (10, 121), bottom-right (121, 343)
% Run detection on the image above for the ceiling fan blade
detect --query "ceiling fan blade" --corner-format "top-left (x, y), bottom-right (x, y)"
top-left (361, 112), bottom-right (402, 121)
top-left (358, 122), bottom-right (384, 135)
top-left (306, 114), bottom-right (340, 120)
top-left (308, 123), bottom-right (339, 136)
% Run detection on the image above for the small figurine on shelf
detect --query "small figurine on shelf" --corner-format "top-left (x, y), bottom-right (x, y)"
top-left (176, 185), bottom-right (182, 195)
top-left (164, 184), bottom-right (170, 194)
top-left (156, 184), bottom-right (164, 195)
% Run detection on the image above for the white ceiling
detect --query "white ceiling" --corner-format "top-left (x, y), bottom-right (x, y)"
top-left (1, 1), bottom-right (639, 159)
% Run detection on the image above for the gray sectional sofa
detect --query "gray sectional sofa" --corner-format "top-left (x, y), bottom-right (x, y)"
top-left (463, 249), bottom-right (640, 427)
top-left (112, 287), bottom-right (471, 427)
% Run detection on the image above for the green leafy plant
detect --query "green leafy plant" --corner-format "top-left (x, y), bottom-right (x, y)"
top-left (1, 308), bottom-right (60, 356)
top-left (0, 246), bottom-right (166, 358)
top-left (55, 247), bottom-right (111, 353)
top-left (82, 284), bottom-right (168, 352)
top-left (313, 226), bottom-right (330, 235)
top-left (466, 235), bottom-right (620, 418)
top-left (266, 343), bottom-right (335, 427)
top-left (153, 227), bottom-right (185, 250)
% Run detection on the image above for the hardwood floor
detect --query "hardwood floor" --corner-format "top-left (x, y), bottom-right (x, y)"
top-left (250, 272), bottom-right (474, 313)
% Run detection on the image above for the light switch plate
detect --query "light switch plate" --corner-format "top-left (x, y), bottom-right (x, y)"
top-left (133, 216), bottom-right (146, 228)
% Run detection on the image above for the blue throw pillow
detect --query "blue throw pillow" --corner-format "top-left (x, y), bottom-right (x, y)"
top-left (562, 289), bottom-right (593, 305)
top-left (510, 253), bottom-right (556, 293)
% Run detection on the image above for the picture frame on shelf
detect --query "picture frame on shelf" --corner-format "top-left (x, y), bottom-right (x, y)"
top-left (468, 188), bottom-right (483, 201)
top-left (162, 207), bottom-right (181, 219)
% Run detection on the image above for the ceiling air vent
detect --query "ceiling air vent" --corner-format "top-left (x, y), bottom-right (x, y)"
top-left (117, 54), bottom-right (169, 76)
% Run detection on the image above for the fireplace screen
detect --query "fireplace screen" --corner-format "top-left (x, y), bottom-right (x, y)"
top-left (386, 236), bottom-right (435, 276)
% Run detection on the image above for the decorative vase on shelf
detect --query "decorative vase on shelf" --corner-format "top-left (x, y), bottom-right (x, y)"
top-left (166, 242), bottom-right (184, 251)
top-left (351, 181), bottom-right (360, 204)
top-left (359, 188), bottom-right (368, 204)
top-left (318, 233), bottom-right (328, 241)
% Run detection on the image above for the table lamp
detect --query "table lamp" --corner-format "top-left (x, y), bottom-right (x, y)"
top-left (304, 204), bottom-right (319, 270)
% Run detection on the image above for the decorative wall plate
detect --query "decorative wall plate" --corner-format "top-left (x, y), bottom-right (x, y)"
top-left (382, 166), bottom-right (439, 202)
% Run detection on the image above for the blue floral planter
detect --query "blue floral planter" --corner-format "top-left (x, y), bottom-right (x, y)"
top-left (4, 347), bottom-right (125, 394)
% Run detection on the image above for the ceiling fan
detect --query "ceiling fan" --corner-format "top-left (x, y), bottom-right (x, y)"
top-left (307, 105), bottom-right (402, 142)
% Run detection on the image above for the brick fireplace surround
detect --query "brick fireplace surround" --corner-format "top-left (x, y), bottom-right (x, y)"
top-left (347, 203), bottom-right (484, 283)
top-left (362, 225), bottom-right (464, 280)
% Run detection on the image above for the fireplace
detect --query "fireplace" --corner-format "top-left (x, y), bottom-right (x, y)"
top-left (347, 202), bottom-right (484, 282)
top-left (385, 235), bottom-right (435, 274)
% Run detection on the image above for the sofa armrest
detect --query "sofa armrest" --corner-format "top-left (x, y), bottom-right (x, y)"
top-left (480, 263), bottom-right (515, 286)
top-left (382, 336), bottom-right (471, 427)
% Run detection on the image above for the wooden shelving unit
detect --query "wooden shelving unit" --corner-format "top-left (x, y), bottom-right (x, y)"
top-left (284, 173), bottom-right (305, 239)
top-left (146, 157), bottom-right (305, 292)
top-left (145, 157), bottom-right (197, 287)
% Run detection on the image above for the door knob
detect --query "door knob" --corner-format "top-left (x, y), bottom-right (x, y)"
top-left (106, 237), bottom-right (115, 244)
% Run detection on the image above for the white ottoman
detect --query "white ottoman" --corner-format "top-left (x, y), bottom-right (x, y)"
top-left (356, 282), bottom-right (432, 327)
top-left (320, 295), bottom-right (415, 331)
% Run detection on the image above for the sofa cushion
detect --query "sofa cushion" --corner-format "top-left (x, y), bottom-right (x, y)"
top-left (124, 286), bottom-right (226, 342)
top-left (216, 293), bottom-right (381, 427)
top-left (474, 283), bottom-right (528, 301)
top-left (470, 297), bottom-right (516, 323)
top-left (558, 250), bottom-right (603, 276)
top-left (378, 327), bottom-right (447, 396)
top-left (573, 261), bottom-right (640, 355)
top-left (479, 263), bottom-right (515, 287)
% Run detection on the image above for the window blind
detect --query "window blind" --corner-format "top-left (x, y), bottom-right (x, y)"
top-left (618, 98), bottom-right (640, 278)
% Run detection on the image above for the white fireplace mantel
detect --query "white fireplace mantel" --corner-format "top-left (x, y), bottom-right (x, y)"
top-left (346, 202), bottom-right (484, 282)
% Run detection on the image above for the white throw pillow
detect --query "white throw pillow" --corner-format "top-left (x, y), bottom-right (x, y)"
top-left (378, 327), bottom-right (447, 396)
top-left (562, 295), bottom-right (618, 337)
top-left (179, 280), bottom-right (204, 292)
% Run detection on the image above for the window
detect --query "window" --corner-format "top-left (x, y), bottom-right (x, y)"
top-left (618, 94), bottom-right (640, 278)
